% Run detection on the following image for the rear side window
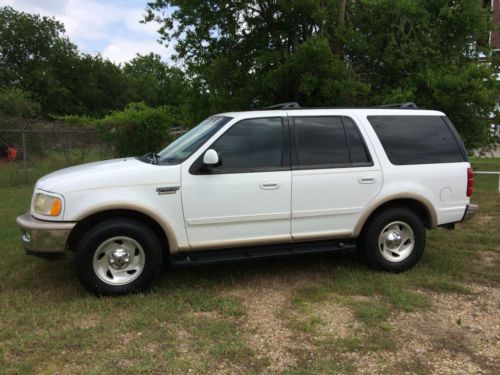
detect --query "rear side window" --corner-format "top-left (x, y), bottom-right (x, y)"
top-left (292, 116), bottom-right (372, 169)
top-left (343, 117), bottom-right (371, 165)
top-left (294, 117), bottom-right (350, 167)
top-left (368, 116), bottom-right (466, 165)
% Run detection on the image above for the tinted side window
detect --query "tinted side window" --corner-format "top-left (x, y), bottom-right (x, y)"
top-left (294, 117), bottom-right (350, 168)
top-left (368, 116), bottom-right (465, 165)
top-left (211, 117), bottom-right (284, 172)
top-left (343, 117), bottom-right (372, 165)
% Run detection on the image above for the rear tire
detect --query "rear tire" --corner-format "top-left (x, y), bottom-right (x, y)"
top-left (361, 207), bottom-right (426, 272)
top-left (75, 219), bottom-right (163, 295)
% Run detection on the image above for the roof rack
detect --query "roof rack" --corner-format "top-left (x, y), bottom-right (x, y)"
top-left (374, 102), bottom-right (418, 109)
top-left (262, 102), bottom-right (301, 110)
top-left (258, 101), bottom-right (419, 111)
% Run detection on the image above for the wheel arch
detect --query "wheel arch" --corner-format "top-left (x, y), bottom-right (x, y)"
top-left (67, 208), bottom-right (176, 256)
top-left (353, 194), bottom-right (437, 238)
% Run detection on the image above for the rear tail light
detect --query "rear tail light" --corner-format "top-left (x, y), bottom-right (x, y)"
top-left (467, 168), bottom-right (474, 197)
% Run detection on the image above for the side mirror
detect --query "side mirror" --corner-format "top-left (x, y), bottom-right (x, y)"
top-left (203, 149), bottom-right (222, 167)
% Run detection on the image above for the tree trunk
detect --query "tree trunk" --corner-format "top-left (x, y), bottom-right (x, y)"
top-left (338, 0), bottom-right (346, 28)
top-left (335, 0), bottom-right (347, 56)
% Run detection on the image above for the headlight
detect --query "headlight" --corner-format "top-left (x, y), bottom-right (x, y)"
top-left (34, 193), bottom-right (62, 216)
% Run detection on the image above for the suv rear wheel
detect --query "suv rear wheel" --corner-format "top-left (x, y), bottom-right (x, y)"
top-left (75, 219), bottom-right (163, 295)
top-left (362, 207), bottom-right (426, 272)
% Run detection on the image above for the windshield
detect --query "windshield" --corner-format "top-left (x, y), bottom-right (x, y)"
top-left (158, 116), bottom-right (232, 164)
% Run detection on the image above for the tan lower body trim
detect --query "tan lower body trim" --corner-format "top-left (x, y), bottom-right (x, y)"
top-left (352, 193), bottom-right (438, 237)
top-left (292, 230), bottom-right (352, 242)
top-left (188, 235), bottom-right (291, 251)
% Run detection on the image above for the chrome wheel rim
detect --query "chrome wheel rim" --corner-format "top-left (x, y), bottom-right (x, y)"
top-left (378, 221), bottom-right (415, 262)
top-left (92, 236), bottom-right (145, 285)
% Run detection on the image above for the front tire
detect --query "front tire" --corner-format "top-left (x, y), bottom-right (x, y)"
top-left (362, 207), bottom-right (426, 272)
top-left (75, 219), bottom-right (163, 295)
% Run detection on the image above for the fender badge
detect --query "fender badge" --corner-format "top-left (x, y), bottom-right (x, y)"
top-left (156, 186), bottom-right (180, 195)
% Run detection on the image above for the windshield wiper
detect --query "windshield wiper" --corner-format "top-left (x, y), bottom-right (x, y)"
top-left (142, 152), bottom-right (160, 165)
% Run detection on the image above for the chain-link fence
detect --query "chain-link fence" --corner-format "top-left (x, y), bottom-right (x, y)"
top-left (0, 118), bottom-right (111, 188)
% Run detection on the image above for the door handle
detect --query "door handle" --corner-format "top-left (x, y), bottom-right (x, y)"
top-left (358, 176), bottom-right (376, 184)
top-left (260, 181), bottom-right (280, 190)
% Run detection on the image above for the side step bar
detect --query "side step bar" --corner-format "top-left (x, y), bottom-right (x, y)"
top-left (170, 240), bottom-right (356, 266)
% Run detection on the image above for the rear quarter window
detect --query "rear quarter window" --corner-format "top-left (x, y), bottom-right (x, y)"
top-left (367, 115), bottom-right (466, 165)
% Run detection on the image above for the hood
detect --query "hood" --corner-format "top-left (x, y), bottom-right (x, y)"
top-left (36, 158), bottom-right (180, 194)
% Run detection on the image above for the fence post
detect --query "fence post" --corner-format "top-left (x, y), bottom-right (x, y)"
top-left (22, 128), bottom-right (27, 184)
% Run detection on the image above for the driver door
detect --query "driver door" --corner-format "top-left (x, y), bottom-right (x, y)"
top-left (181, 116), bottom-right (292, 250)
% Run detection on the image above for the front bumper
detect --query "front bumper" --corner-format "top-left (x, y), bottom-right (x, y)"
top-left (462, 204), bottom-right (479, 222)
top-left (16, 212), bottom-right (76, 255)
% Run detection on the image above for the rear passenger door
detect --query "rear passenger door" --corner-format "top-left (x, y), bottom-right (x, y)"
top-left (290, 115), bottom-right (382, 241)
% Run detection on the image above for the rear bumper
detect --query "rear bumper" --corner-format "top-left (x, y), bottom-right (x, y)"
top-left (462, 204), bottom-right (479, 222)
top-left (16, 212), bottom-right (76, 255)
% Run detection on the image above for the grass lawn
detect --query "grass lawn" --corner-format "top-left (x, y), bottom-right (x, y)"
top-left (0, 158), bottom-right (499, 374)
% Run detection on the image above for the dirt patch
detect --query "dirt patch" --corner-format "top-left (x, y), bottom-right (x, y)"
top-left (212, 265), bottom-right (499, 374)
top-left (307, 301), bottom-right (360, 339)
top-left (225, 285), bottom-right (300, 372)
top-left (176, 328), bottom-right (193, 355)
top-left (188, 310), bottom-right (220, 319)
top-left (75, 314), bottom-right (100, 330)
top-left (383, 284), bottom-right (500, 374)
top-left (478, 251), bottom-right (499, 268)
top-left (293, 284), bottom-right (500, 374)
top-left (475, 213), bottom-right (495, 226)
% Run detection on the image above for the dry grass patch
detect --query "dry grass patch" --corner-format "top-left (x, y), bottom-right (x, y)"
top-left (225, 286), bottom-right (300, 373)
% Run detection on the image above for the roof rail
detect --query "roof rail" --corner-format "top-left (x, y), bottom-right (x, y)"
top-left (262, 102), bottom-right (301, 110)
top-left (374, 102), bottom-right (418, 109)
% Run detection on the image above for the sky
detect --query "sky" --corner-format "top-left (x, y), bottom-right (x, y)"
top-left (0, 0), bottom-right (174, 64)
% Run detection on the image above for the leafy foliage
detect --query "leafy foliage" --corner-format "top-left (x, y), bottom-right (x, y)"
top-left (123, 53), bottom-right (186, 108)
top-left (0, 7), bottom-right (185, 118)
top-left (0, 2), bottom-right (498, 149)
top-left (145, 0), bottom-right (498, 148)
top-left (0, 6), bottom-right (79, 115)
top-left (96, 102), bottom-right (179, 157)
top-left (0, 87), bottom-right (40, 117)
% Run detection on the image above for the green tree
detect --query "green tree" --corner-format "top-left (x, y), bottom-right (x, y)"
top-left (69, 54), bottom-right (130, 117)
top-left (0, 6), bottom-right (79, 115)
top-left (345, 0), bottom-right (496, 147)
top-left (123, 53), bottom-right (186, 108)
top-left (144, 0), bottom-right (368, 116)
top-left (0, 7), bottom-right (130, 117)
top-left (145, 0), bottom-right (497, 147)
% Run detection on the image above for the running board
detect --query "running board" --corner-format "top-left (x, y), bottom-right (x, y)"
top-left (170, 240), bottom-right (356, 266)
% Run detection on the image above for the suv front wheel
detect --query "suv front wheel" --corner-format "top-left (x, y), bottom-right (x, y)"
top-left (362, 207), bottom-right (426, 272)
top-left (75, 219), bottom-right (163, 295)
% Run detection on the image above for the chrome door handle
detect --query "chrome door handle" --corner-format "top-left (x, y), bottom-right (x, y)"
top-left (358, 176), bottom-right (376, 184)
top-left (260, 182), bottom-right (280, 190)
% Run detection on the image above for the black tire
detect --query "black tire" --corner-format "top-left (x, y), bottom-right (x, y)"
top-left (75, 219), bottom-right (163, 295)
top-left (361, 206), bottom-right (426, 272)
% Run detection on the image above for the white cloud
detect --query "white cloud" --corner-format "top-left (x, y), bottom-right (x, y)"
top-left (102, 38), bottom-right (174, 65)
top-left (0, 0), bottom-right (173, 64)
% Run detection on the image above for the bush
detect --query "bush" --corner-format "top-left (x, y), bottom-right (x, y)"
top-left (0, 87), bottom-right (40, 117)
top-left (51, 114), bottom-right (96, 127)
top-left (97, 102), bottom-right (179, 157)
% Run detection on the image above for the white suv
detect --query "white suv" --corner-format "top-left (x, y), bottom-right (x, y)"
top-left (16, 103), bottom-right (478, 295)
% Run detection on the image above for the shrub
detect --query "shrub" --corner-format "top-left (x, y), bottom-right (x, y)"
top-left (97, 102), bottom-right (179, 157)
top-left (0, 87), bottom-right (40, 117)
